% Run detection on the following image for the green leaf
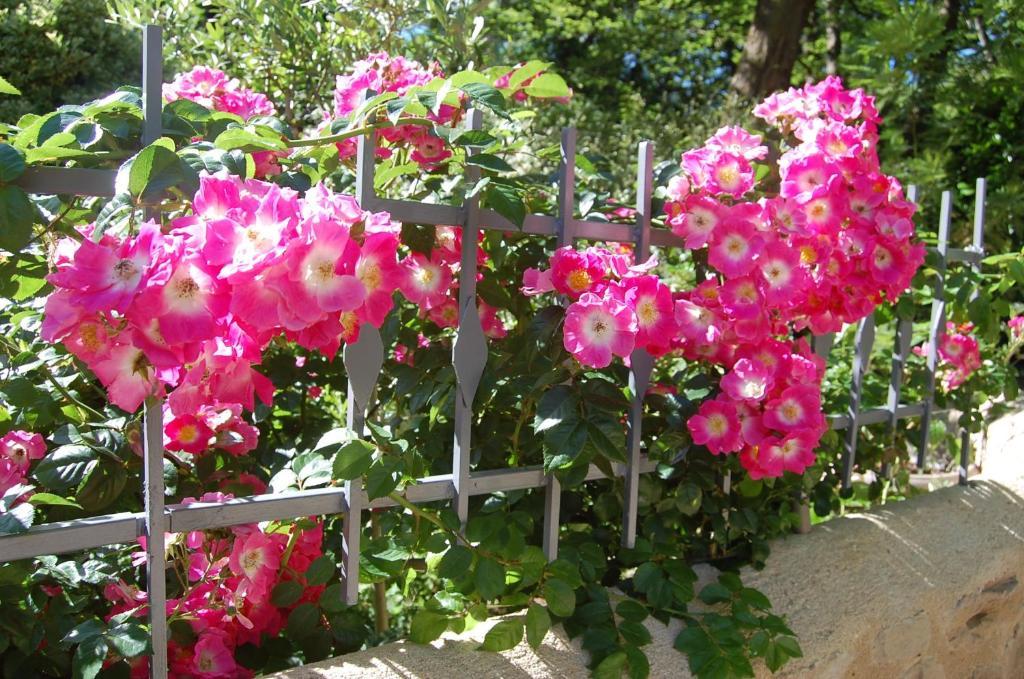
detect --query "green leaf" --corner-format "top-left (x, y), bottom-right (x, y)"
top-left (543, 578), bottom-right (576, 617)
top-left (737, 478), bottom-right (763, 498)
top-left (332, 439), bottom-right (375, 480)
top-left (285, 602), bottom-right (319, 640)
top-left (618, 620), bottom-right (652, 647)
top-left (624, 646), bottom-right (650, 679)
top-left (76, 458), bottom-right (127, 512)
top-left (73, 635), bottom-right (108, 679)
top-left (63, 618), bottom-right (105, 646)
top-left (481, 618), bottom-right (524, 652)
top-left (698, 583), bottom-right (733, 605)
top-left (409, 610), bottom-right (449, 644)
top-left (106, 622), bottom-right (149, 657)
top-left (675, 484), bottom-right (703, 516)
top-left (0, 185), bottom-right (35, 252)
top-left (27, 492), bottom-right (81, 509)
top-left (451, 129), bottom-right (497, 147)
top-left (314, 427), bottom-right (354, 453)
top-left (718, 572), bottom-right (743, 592)
top-left (293, 452), bottom-right (332, 488)
top-left (738, 587), bottom-right (771, 610)
top-left (775, 635), bottom-right (802, 658)
top-left (459, 82), bottom-right (509, 119)
top-left (123, 141), bottom-right (197, 203)
top-left (474, 557), bottom-right (506, 600)
top-left (594, 650), bottom-right (628, 679)
top-left (214, 126), bottom-right (286, 152)
top-left (508, 61), bottom-right (550, 90)
top-left (465, 153), bottom-right (514, 173)
top-left (318, 583), bottom-right (346, 613)
top-left (585, 419), bottom-right (627, 464)
top-left (0, 502), bottom-right (34, 535)
top-left (365, 459), bottom-right (400, 501)
top-left (271, 580), bottom-right (304, 607)
top-left (0, 143), bottom-right (26, 182)
top-left (438, 545), bottom-right (473, 580)
top-left (523, 73), bottom-right (571, 99)
top-left (525, 603), bottom-right (551, 648)
top-left (374, 161), bottom-right (419, 190)
top-left (304, 556), bottom-right (335, 586)
top-left (34, 445), bottom-right (96, 491)
top-left (535, 386), bottom-right (575, 433)
top-left (483, 181), bottom-right (526, 228)
top-left (0, 75), bottom-right (20, 96)
top-left (615, 599), bottom-right (648, 623)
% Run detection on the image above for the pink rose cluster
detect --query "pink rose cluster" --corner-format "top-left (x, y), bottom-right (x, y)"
top-left (521, 246), bottom-right (828, 478)
top-left (521, 245), bottom-right (666, 367)
top-left (521, 79), bottom-right (921, 480)
top-left (914, 321), bottom-right (982, 391)
top-left (41, 173), bottom-right (393, 453)
top-left (0, 430), bottom-right (46, 507)
top-left (107, 494), bottom-right (324, 678)
top-left (164, 66), bottom-right (275, 121)
top-left (403, 225), bottom-right (507, 338)
top-left (332, 52), bottom-right (460, 168)
top-left (665, 76), bottom-right (924, 335)
top-left (163, 66), bottom-right (282, 178)
top-left (687, 340), bottom-right (827, 478)
top-left (43, 172), bottom-right (508, 455)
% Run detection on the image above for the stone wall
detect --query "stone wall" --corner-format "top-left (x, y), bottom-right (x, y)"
top-left (275, 409), bottom-right (1024, 679)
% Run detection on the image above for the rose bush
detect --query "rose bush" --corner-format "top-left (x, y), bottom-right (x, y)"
top-left (0, 50), bottom-right (1010, 679)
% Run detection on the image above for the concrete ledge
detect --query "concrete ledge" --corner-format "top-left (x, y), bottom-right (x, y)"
top-left (274, 410), bottom-right (1024, 678)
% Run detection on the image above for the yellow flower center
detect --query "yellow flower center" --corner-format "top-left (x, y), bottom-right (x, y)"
top-left (315, 260), bottom-right (335, 282)
top-left (360, 262), bottom-right (382, 291)
top-left (567, 269), bottom-right (592, 293)
top-left (415, 267), bottom-right (436, 287)
top-left (707, 414), bottom-right (728, 436)
top-left (637, 299), bottom-right (659, 326)
top-left (80, 323), bottom-right (103, 351)
top-left (177, 423), bottom-right (199, 444)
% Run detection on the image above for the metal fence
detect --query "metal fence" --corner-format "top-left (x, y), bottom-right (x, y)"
top-left (0, 26), bottom-right (987, 679)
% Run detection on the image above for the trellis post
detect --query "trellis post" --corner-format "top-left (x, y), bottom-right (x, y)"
top-left (340, 114), bottom-right (387, 606)
top-left (451, 109), bottom-right (487, 527)
top-left (541, 128), bottom-right (576, 561)
top-left (622, 140), bottom-right (654, 549)
top-left (841, 313), bottom-right (876, 490)
top-left (918, 190), bottom-right (951, 470)
top-left (958, 178), bottom-right (986, 484)
top-left (138, 24), bottom-right (169, 679)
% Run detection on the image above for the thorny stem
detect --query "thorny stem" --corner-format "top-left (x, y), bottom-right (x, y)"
top-left (371, 514), bottom-right (390, 634)
top-left (39, 362), bottom-right (108, 423)
top-left (385, 490), bottom-right (515, 567)
top-left (285, 118), bottom-right (434, 148)
top-left (277, 524), bottom-right (302, 578)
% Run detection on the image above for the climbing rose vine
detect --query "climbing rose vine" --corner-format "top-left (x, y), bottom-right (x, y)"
top-left (0, 45), bottom-right (937, 679)
top-left (525, 76), bottom-right (924, 480)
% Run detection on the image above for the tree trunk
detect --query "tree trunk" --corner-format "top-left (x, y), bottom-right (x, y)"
top-left (730, 0), bottom-right (816, 99)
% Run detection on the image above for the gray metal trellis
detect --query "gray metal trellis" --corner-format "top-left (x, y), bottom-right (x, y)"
top-left (0, 26), bottom-right (988, 678)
